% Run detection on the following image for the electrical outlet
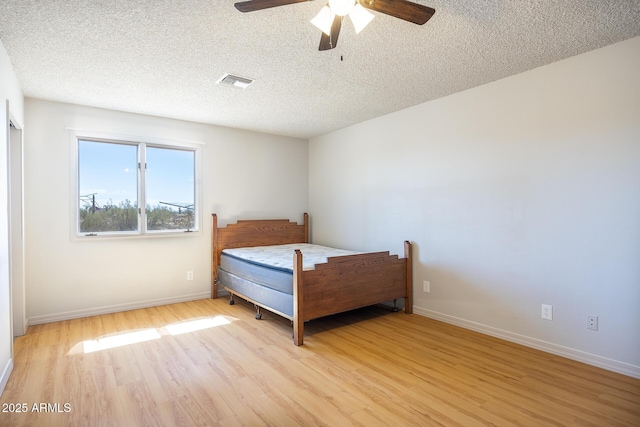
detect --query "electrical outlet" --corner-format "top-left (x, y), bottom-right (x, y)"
top-left (423, 280), bottom-right (430, 293)
top-left (541, 304), bottom-right (553, 320)
top-left (587, 315), bottom-right (598, 331)
top-left (187, 271), bottom-right (194, 281)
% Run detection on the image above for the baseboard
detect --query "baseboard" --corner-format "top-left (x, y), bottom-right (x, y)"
top-left (0, 358), bottom-right (13, 397)
top-left (28, 292), bottom-right (211, 326)
top-left (413, 307), bottom-right (640, 380)
top-left (14, 316), bottom-right (29, 337)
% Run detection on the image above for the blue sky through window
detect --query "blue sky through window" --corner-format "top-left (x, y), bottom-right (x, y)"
top-left (146, 146), bottom-right (195, 210)
top-left (78, 140), bottom-right (194, 211)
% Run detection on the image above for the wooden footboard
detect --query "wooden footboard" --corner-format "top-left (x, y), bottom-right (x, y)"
top-left (293, 241), bottom-right (412, 345)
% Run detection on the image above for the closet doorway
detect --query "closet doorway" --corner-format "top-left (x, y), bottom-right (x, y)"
top-left (9, 115), bottom-right (26, 338)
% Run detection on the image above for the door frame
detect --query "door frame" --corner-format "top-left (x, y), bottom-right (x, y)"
top-left (8, 112), bottom-right (26, 338)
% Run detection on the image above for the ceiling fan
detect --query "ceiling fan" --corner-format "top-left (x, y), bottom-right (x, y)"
top-left (234, 0), bottom-right (436, 51)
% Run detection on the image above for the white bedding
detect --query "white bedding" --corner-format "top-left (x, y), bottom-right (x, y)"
top-left (222, 243), bottom-right (362, 272)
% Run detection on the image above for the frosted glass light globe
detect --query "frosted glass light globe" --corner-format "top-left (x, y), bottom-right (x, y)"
top-left (329, 0), bottom-right (355, 17)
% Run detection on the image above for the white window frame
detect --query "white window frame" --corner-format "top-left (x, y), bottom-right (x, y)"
top-left (69, 129), bottom-right (203, 239)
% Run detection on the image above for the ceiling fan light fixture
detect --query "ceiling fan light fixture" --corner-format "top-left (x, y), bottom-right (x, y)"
top-left (328, 0), bottom-right (355, 17)
top-left (349, 3), bottom-right (374, 34)
top-left (310, 5), bottom-right (334, 36)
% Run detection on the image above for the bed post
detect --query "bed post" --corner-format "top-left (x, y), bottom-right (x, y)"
top-left (293, 249), bottom-right (304, 345)
top-left (303, 212), bottom-right (309, 243)
top-left (211, 213), bottom-right (219, 299)
top-left (404, 240), bottom-right (413, 314)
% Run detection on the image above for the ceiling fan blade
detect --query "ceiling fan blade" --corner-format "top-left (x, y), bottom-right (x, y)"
top-left (235, 0), bottom-right (309, 13)
top-left (359, 0), bottom-right (435, 25)
top-left (319, 15), bottom-right (343, 51)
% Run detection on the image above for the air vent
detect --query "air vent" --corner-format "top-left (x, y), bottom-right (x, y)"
top-left (216, 73), bottom-right (254, 89)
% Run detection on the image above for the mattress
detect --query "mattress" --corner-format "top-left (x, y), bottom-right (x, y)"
top-left (219, 243), bottom-right (361, 296)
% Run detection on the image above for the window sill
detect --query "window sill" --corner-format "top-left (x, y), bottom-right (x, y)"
top-left (72, 229), bottom-right (202, 241)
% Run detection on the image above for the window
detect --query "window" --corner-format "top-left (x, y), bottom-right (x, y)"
top-left (73, 132), bottom-right (201, 237)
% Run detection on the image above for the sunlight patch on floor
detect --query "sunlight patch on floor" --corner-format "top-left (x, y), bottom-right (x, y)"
top-left (67, 315), bottom-right (234, 355)
top-left (83, 328), bottom-right (160, 353)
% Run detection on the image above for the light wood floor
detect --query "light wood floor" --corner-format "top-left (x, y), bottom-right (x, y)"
top-left (1, 298), bottom-right (639, 426)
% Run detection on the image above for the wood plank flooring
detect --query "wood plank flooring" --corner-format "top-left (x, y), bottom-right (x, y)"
top-left (1, 298), bottom-right (639, 426)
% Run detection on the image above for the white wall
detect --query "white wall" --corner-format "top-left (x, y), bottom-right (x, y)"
top-left (24, 100), bottom-right (308, 322)
top-left (0, 40), bottom-right (24, 394)
top-left (309, 36), bottom-right (640, 376)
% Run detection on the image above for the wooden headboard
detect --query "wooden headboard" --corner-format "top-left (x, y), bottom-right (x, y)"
top-left (211, 213), bottom-right (309, 298)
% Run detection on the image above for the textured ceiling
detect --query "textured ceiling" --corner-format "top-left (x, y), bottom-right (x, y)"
top-left (0, 1), bottom-right (639, 139)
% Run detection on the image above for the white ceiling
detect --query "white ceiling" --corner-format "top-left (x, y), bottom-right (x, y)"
top-left (0, 1), bottom-right (639, 139)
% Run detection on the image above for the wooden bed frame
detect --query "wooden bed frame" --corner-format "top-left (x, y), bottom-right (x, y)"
top-left (211, 213), bottom-right (412, 345)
